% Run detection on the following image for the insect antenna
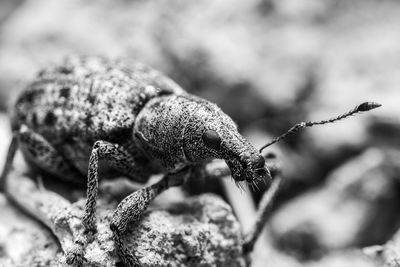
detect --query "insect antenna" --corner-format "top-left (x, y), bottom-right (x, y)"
top-left (259, 101), bottom-right (381, 153)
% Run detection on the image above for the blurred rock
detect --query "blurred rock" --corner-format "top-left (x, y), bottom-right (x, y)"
top-left (368, 117), bottom-right (400, 148)
top-left (251, 232), bottom-right (379, 267)
top-left (0, 194), bottom-right (60, 267)
top-left (269, 148), bottom-right (400, 260)
top-left (305, 0), bottom-right (400, 154)
top-left (0, 0), bottom-right (318, 120)
top-left (0, 0), bottom-right (23, 26)
top-left (379, 232), bottom-right (400, 267)
top-left (307, 251), bottom-right (379, 267)
top-left (367, 220), bottom-right (400, 266)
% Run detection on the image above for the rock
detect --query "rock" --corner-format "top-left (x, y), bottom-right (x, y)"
top-left (0, 194), bottom-right (60, 267)
top-left (2, 169), bottom-right (245, 267)
top-left (0, 0), bottom-right (317, 120)
top-left (269, 149), bottom-right (400, 260)
top-left (123, 194), bottom-right (245, 267)
top-left (377, 232), bottom-right (400, 267)
top-left (304, 0), bottom-right (400, 154)
top-left (366, 221), bottom-right (400, 266)
top-left (307, 251), bottom-right (379, 267)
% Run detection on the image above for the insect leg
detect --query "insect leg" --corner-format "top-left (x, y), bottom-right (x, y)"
top-left (66, 140), bottom-right (149, 266)
top-left (82, 141), bottom-right (149, 230)
top-left (0, 134), bottom-right (18, 192)
top-left (203, 154), bottom-right (282, 255)
top-left (17, 125), bottom-right (83, 182)
top-left (110, 168), bottom-right (189, 267)
top-left (242, 177), bottom-right (281, 254)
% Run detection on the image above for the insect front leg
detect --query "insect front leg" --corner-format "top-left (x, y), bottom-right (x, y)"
top-left (204, 152), bottom-right (281, 256)
top-left (66, 140), bottom-right (148, 266)
top-left (110, 168), bottom-right (189, 267)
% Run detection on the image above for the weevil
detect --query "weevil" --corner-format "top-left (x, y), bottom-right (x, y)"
top-left (0, 55), bottom-right (381, 267)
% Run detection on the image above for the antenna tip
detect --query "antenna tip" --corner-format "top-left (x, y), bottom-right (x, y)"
top-left (357, 102), bottom-right (382, 112)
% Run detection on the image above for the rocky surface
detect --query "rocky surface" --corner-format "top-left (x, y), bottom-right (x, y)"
top-left (0, 194), bottom-right (60, 267)
top-left (378, 230), bottom-right (400, 267)
top-left (123, 194), bottom-right (245, 267)
top-left (1, 169), bottom-right (245, 267)
top-left (269, 148), bottom-right (400, 260)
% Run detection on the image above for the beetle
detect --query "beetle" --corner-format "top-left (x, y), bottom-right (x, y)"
top-left (0, 56), bottom-right (272, 266)
top-left (0, 55), bottom-right (381, 267)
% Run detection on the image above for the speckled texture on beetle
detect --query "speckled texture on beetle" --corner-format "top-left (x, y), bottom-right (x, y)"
top-left (1, 56), bottom-right (271, 266)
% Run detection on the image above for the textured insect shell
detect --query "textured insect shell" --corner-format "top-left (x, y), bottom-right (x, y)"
top-left (133, 92), bottom-right (264, 184)
top-left (12, 56), bottom-right (185, 183)
top-left (133, 94), bottom-right (225, 171)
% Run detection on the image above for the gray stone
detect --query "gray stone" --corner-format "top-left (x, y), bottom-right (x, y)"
top-left (2, 169), bottom-right (245, 267)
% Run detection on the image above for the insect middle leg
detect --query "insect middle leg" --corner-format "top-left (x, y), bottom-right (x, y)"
top-left (110, 168), bottom-right (189, 267)
top-left (66, 140), bottom-right (149, 265)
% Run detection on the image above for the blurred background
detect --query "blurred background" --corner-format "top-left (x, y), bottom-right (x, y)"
top-left (0, 0), bottom-right (400, 266)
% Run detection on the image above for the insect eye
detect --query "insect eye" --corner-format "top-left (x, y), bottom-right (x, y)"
top-left (202, 129), bottom-right (221, 150)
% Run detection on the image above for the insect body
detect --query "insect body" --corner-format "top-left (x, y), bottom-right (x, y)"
top-left (0, 56), bottom-right (271, 266)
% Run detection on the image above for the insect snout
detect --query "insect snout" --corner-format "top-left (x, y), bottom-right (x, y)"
top-left (241, 153), bottom-right (265, 170)
top-left (253, 154), bottom-right (266, 169)
top-left (237, 153), bottom-right (269, 183)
